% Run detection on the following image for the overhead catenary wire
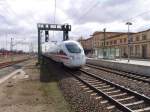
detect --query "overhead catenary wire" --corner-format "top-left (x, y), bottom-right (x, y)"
top-left (72, 8), bottom-right (150, 37)
top-left (121, 10), bottom-right (150, 23)
top-left (53, 0), bottom-right (57, 39)
top-left (4, 0), bottom-right (36, 24)
top-left (2, 0), bottom-right (37, 52)
top-left (63, 0), bottom-right (99, 23)
top-left (77, 0), bottom-right (101, 22)
top-left (54, 0), bottom-right (56, 24)
top-left (69, 0), bottom-right (102, 36)
top-left (74, 0), bottom-right (150, 24)
top-left (118, 10), bottom-right (150, 33)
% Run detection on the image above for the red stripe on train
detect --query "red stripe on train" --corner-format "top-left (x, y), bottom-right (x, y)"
top-left (55, 54), bottom-right (69, 59)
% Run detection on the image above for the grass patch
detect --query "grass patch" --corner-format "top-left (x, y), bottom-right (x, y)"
top-left (40, 82), bottom-right (72, 112)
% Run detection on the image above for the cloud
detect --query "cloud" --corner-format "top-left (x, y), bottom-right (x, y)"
top-left (0, 0), bottom-right (150, 51)
top-left (65, 0), bottom-right (141, 24)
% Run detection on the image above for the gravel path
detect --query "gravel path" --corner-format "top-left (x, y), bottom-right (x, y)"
top-left (0, 59), bottom-right (71, 112)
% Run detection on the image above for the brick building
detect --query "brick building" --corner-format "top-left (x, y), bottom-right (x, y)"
top-left (79, 31), bottom-right (123, 58)
top-left (79, 28), bottom-right (150, 59)
top-left (78, 37), bottom-right (94, 55)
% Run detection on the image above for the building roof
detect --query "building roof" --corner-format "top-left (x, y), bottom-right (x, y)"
top-left (79, 28), bottom-right (150, 42)
top-left (106, 33), bottom-right (128, 40)
top-left (135, 28), bottom-right (150, 34)
top-left (92, 31), bottom-right (125, 36)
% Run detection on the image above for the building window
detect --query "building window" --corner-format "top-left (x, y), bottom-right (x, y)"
top-left (110, 41), bottom-right (112, 45)
top-left (142, 34), bottom-right (147, 40)
top-left (99, 42), bottom-right (100, 46)
top-left (135, 45), bottom-right (140, 56)
top-left (136, 36), bottom-right (140, 41)
top-left (130, 45), bottom-right (134, 55)
top-left (124, 38), bottom-right (127, 43)
top-left (114, 40), bottom-right (117, 44)
top-left (96, 42), bottom-right (98, 47)
top-left (122, 47), bottom-right (127, 57)
top-left (120, 39), bottom-right (122, 43)
top-left (106, 42), bottom-right (109, 45)
top-left (130, 37), bottom-right (133, 42)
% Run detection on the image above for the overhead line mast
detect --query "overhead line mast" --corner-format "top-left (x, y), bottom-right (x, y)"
top-left (53, 0), bottom-right (57, 39)
top-left (54, 0), bottom-right (56, 24)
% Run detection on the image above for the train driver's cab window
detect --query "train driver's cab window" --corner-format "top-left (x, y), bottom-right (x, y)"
top-left (65, 43), bottom-right (81, 53)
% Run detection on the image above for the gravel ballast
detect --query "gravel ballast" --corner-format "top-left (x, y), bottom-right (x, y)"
top-left (83, 66), bottom-right (150, 97)
top-left (59, 76), bottom-right (109, 112)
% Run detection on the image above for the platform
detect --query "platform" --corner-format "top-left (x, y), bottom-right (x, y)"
top-left (87, 58), bottom-right (150, 77)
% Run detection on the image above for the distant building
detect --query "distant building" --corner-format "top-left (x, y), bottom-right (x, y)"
top-left (79, 31), bottom-right (123, 58)
top-left (79, 28), bottom-right (150, 59)
top-left (128, 29), bottom-right (150, 59)
top-left (78, 37), bottom-right (94, 55)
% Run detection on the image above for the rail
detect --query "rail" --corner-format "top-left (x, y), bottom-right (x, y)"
top-left (86, 64), bottom-right (150, 84)
top-left (67, 69), bottom-right (150, 112)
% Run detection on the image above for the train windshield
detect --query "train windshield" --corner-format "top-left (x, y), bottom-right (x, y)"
top-left (65, 43), bottom-right (81, 53)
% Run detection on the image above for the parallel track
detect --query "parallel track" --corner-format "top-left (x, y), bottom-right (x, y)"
top-left (86, 64), bottom-right (150, 84)
top-left (67, 69), bottom-right (150, 112)
top-left (0, 59), bottom-right (29, 69)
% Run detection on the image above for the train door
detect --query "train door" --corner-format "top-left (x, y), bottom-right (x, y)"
top-left (142, 44), bottom-right (147, 59)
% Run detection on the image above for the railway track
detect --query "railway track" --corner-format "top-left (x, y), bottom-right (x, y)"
top-left (0, 59), bottom-right (29, 69)
top-left (67, 69), bottom-right (150, 112)
top-left (86, 64), bottom-right (150, 84)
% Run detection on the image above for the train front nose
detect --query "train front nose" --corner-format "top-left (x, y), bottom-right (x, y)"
top-left (70, 54), bottom-right (86, 67)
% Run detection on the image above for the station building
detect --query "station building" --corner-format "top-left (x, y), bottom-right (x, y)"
top-left (79, 28), bottom-right (150, 59)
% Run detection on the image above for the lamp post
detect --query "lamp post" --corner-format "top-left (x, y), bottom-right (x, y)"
top-left (126, 22), bottom-right (132, 62)
top-left (103, 28), bottom-right (106, 59)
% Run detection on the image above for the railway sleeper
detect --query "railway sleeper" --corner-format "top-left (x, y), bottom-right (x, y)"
top-left (119, 97), bottom-right (140, 104)
top-left (105, 89), bottom-right (121, 94)
top-left (111, 93), bottom-right (129, 99)
top-left (106, 105), bottom-right (116, 110)
top-left (86, 90), bottom-right (93, 93)
top-left (88, 81), bottom-right (103, 85)
top-left (116, 96), bottom-right (135, 102)
top-left (84, 79), bottom-right (98, 83)
top-left (94, 96), bottom-right (119, 111)
top-left (89, 83), bottom-right (106, 87)
top-left (103, 102), bottom-right (118, 111)
top-left (100, 100), bottom-right (108, 104)
top-left (95, 96), bottom-right (102, 100)
top-left (110, 93), bottom-right (127, 98)
top-left (90, 93), bottom-right (97, 96)
top-left (124, 100), bottom-right (144, 107)
top-left (133, 75), bottom-right (146, 79)
top-left (101, 87), bottom-right (116, 91)
top-left (126, 101), bottom-right (150, 111)
top-left (94, 84), bottom-right (109, 88)
top-left (83, 87), bottom-right (90, 90)
top-left (133, 106), bottom-right (150, 112)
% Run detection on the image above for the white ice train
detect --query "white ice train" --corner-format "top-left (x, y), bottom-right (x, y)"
top-left (44, 40), bottom-right (86, 68)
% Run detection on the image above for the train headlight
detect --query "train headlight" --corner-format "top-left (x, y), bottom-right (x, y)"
top-left (70, 56), bottom-right (74, 60)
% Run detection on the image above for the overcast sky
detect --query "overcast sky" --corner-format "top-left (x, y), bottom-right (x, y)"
top-left (0, 0), bottom-right (150, 51)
